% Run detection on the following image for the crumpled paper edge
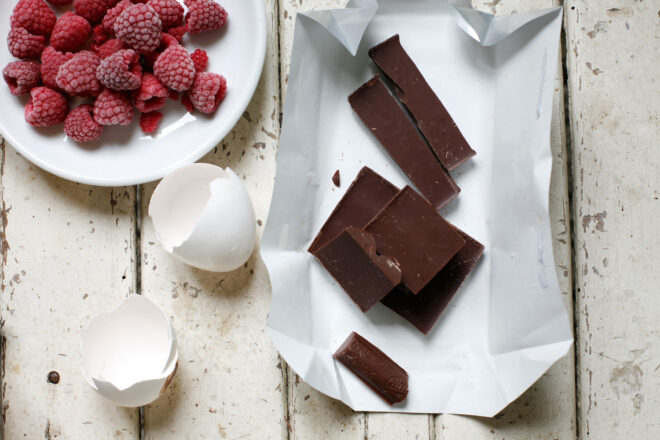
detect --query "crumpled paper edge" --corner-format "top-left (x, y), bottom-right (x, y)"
top-left (265, 0), bottom-right (571, 417)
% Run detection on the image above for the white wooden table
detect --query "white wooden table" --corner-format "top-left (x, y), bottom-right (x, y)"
top-left (1, 0), bottom-right (658, 438)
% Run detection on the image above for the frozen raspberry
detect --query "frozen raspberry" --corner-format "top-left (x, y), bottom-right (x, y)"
top-left (40, 47), bottom-right (74, 89)
top-left (97, 49), bottom-right (142, 91)
top-left (102, 0), bottom-right (132, 35)
top-left (181, 93), bottom-right (194, 112)
top-left (3, 61), bottom-right (41, 96)
top-left (25, 86), bottom-right (68, 127)
top-left (166, 24), bottom-right (187, 42)
top-left (160, 33), bottom-right (179, 48)
top-left (168, 89), bottom-right (178, 100)
top-left (133, 73), bottom-right (167, 112)
top-left (94, 38), bottom-right (127, 59)
top-left (187, 72), bottom-right (226, 114)
top-left (74, 0), bottom-right (113, 25)
top-left (190, 49), bottom-right (208, 72)
top-left (114, 4), bottom-right (162, 54)
top-left (93, 89), bottom-right (134, 125)
top-left (46, 0), bottom-right (73, 5)
top-left (131, 0), bottom-right (148, 3)
top-left (11, 0), bottom-right (57, 37)
top-left (153, 45), bottom-right (195, 91)
top-left (51, 12), bottom-right (92, 52)
top-left (56, 51), bottom-right (102, 96)
top-left (65, 104), bottom-right (103, 142)
top-left (139, 111), bottom-right (162, 134)
top-left (147, 0), bottom-right (184, 30)
top-left (184, 0), bottom-right (227, 34)
top-left (8, 28), bottom-right (47, 59)
top-left (93, 25), bottom-right (110, 45)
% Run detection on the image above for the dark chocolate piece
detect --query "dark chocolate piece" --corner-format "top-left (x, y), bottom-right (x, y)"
top-left (349, 77), bottom-right (460, 209)
top-left (381, 228), bottom-right (484, 334)
top-left (369, 35), bottom-right (476, 170)
top-left (332, 170), bottom-right (341, 187)
top-left (309, 167), bottom-right (398, 254)
top-left (334, 332), bottom-right (408, 405)
top-left (315, 227), bottom-right (401, 312)
top-left (365, 186), bottom-right (465, 294)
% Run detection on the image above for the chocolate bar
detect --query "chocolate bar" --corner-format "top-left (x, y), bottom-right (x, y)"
top-left (334, 332), bottom-right (408, 405)
top-left (381, 229), bottom-right (484, 334)
top-left (365, 186), bottom-right (465, 294)
top-left (369, 35), bottom-right (475, 170)
top-left (315, 227), bottom-right (401, 312)
top-left (349, 77), bottom-right (460, 209)
top-left (309, 167), bottom-right (398, 254)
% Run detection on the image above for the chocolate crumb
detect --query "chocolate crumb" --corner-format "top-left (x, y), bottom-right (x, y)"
top-left (47, 371), bottom-right (60, 384)
top-left (332, 170), bottom-right (340, 187)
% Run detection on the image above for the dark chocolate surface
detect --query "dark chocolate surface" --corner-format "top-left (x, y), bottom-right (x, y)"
top-left (334, 332), bottom-right (408, 405)
top-left (348, 77), bottom-right (460, 209)
top-left (365, 186), bottom-right (465, 294)
top-left (309, 167), bottom-right (399, 254)
top-left (369, 35), bottom-right (476, 170)
top-left (315, 227), bottom-right (401, 312)
top-left (381, 228), bottom-right (484, 334)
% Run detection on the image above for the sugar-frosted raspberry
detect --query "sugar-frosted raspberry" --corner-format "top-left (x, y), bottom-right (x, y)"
top-left (114, 4), bottom-right (162, 54)
top-left (25, 86), bottom-right (68, 127)
top-left (8, 28), bottom-right (47, 59)
top-left (74, 0), bottom-right (113, 25)
top-left (94, 38), bottom-right (127, 59)
top-left (3, 61), bottom-right (41, 96)
top-left (65, 104), bottom-right (103, 142)
top-left (102, 0), bottom-right (132, 35)
top-left (93, 25), bottom-right (110, 44)
top-left (166, 24), bottom-right (187, 42)
top-left (46, 0), bottom-right (73, 5)
top-left (147, 0), bottom-right (184, 30)
top-left (56, 51), bottom-right (102, 96)
top-left (93, 89), bottom-right (134, 125)
top-left (40, 47), bottom-right (74, 89)
top-left (188, 72), bottom-right (226, 114)
top-left (96, 49), bottom-right (142, 90)
top-left (153, 45), bottom-right (195, 91)
top-left (133, 73), bottom-right (167, 112)
top-left (180, 93), bottom-right (194, 112)
top-left (51, 12), bottom-right (92, 52)
top-left (139, 111), bottom-right (162, 134)
top-left (11, 0), bottom-right (57, 36)
top-left (190, 49), bottom-right (208, 72)
top-left (184, 0), bottom-right (228, 34)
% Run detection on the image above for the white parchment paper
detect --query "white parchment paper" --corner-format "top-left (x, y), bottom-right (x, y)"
top-left (262, 0), bottom-right (572, 416)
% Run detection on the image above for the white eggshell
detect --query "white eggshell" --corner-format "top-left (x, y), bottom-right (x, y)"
top-left (149, 163), bottom-right (257, 272)
top-left (81, 295), bottom-right (178, 407)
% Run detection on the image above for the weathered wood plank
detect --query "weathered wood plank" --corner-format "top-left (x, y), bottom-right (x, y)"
top-left (0, 142), bottom-right (139, 438)
top-left (140, 0), bottom-right (284, 438)
top-left (564, 0), bottom-right (660, 438)
top-left (437, 1), bottom-right (576, 438)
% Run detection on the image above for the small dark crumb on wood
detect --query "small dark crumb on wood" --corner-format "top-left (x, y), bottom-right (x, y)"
top-left (332, 170), bottom-right (340, 187)
top-left (47, 371), bottom-right (60, 384)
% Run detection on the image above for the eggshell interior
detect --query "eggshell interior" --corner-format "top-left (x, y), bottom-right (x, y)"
top-left (149, 163), bottom-right (257, 272)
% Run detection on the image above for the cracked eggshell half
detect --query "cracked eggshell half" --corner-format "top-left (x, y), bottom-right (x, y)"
top-left (149, 163), bottom-right (257, 273)
top-left (81, 295), bottom-right (178, 407)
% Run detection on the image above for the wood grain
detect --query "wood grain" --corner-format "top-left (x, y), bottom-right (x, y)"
top-left (0, 142), bottom-right (139, 438)
top-left (564, 0), bottom-right (660, 437)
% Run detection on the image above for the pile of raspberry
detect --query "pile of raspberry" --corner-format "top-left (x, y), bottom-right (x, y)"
top-left (3, 0), bottom-right (229, 142)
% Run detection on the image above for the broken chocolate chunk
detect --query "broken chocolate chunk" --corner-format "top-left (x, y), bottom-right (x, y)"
top-left (349, 77), bottom-right (460, 209)
top-left (332, 170), bottom-right (341, 187)
top-left (309, 167), bottom-right (399, 254)
top-left (315, 227), bottom-right (401, 312)
top-left (369, 35), bottom-right (476, 170)
top-left (381, 228), bottom-right (484, 334)
top-left (365, 186), bottom-right (465, 294)
top-left (334, 332), bottom-right (408, 405)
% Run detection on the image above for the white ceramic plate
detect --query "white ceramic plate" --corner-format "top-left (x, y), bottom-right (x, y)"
top-left (0, 0), bottom-right (266, 186)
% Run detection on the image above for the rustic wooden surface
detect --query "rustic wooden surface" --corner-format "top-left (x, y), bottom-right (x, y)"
top-left (0, 0), bottom-right (658, 438)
